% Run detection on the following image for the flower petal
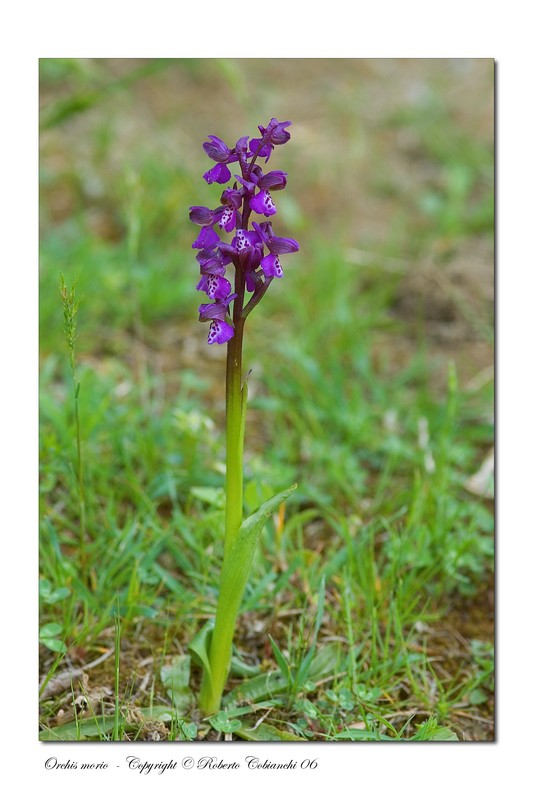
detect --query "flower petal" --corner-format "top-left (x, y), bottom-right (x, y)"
top-left (198, 292), bottom-right (238, 320)
top-left (258, 170), bottom-right (288, 191)
top-left (203, 163), bottom-right (232, 185)
top-left (234, 174), bottom-right (257, 194)
top-left (189, 206), bottom-right (214, 225)
top-left (249, 190), bottom-right (277, 217)
top-left (268, 235), bottom-right (299, 255)
top-left (198, 301), bottom-right (226, 321)
top-left (218, 206), bottom-right (237, 232)
top-left (207, 319), bottom-right (234, 345)
top-left (203, 135), bottom-right (232, 163)
top-left (267, 119), bottom-right (291, 145)
top-left (196, 247), bottom-right (231, 269)
top-left (196, 274), bottom-right (232, 300)
top-left (249, 137), bottom-right (274, 161)
top-left (261, 253), bottom-right (284, 278)
top-left (234, 228), bottom-right (261, 252)
top-left (192, 225), bottom-right (221, 249)
top-left (243, 272), bottom-right (256, 292)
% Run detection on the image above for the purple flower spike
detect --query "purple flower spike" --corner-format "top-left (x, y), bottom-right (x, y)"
top-left (190, 119), bottom-right (298, 343)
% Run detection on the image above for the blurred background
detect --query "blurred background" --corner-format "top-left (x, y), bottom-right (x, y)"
top-left (40, 58), bottom-right (493, 374)
top-left (39, 59), bottom-right (494, 741)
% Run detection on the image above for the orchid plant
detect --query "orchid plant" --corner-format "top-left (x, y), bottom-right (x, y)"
top-left (189, 118), bottom-right (299, 715)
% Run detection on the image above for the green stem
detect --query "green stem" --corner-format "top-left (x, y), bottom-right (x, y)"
top-left (224, 315), bottom-right (245, 556)
top-left (199, 269), bottom-right (247, 715)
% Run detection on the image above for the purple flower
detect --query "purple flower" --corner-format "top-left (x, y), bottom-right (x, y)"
top-left (267, 119), bottom-right (291, 145)
top-left (189, 206), bottom-right (216, 226)
top-left (249, 190), bottom-right (276, 217)
top-left (259, 253), bottom-right (283, 278)
top-left (218, 189), bottom-right (243, 232)
top-left (192, 224), bottom-right (221, 250)
top-left (234, 228), bottom-right (262, 253)
top-left (189, 118), bottom-right (298, 343)
top-left (196, 273), bottom-right (233, 300)
top-left (257, 170), bottom-right (288, 191)
top-left (203, 163), bottom-right (232, 185)
top-left (249, 137), bottom-right (274, 162)
top-left (252, 220), bottom-right (299, 278)
top-left (196, 247), bottom-right (231, 273)
top-left (202, 134), bottom-right (239, 184)
top-left (234, 229), bottom-right (264, 278)
top-left (249, 119), bottom-right (292, 162)
top-left (198, 293), bottom-right (237, 344)
top-left (203, 135), bottom-right (235, 163)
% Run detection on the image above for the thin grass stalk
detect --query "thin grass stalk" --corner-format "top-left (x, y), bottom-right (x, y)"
top-left (60, 275), bottom-right (87, 583)
top-left (113, 608), bottom-right (121, 741)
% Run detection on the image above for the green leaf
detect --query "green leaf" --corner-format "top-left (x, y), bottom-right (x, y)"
top-left (296, 698), bottom-right (319, 719)
top-left (223, 671), bottom-right (288, 708)
top-left (307, 642), bottom-right (341, 678)
top-left (40, 622), bottom-right (63, 637)
top-left (235, 722), bottom-right (306, 742)
top-left (218, 484), bottom-right (297, 628)
top-left (338, 687), bottom-right (355, 711)
top-left (39, 715), bottom-right (118, 741)
top-left (336, 729), bottom-right (390, 741)
top-left (39, 623), bottom-right (66, 654)
top-left (468, 688), bottom-right (488, 706)
top-left (39, 579), bottom-right (70, 604)
top-left (230, 653), bottom-right (262, 677)
top-left (41, 638), bottom-right (67, 654)
top-left (160, 655), bottom-right (192, 713)
top-left (140, 705), bottom-right (175, 722)
top-left (190, 486), bottom-right (225, 508)
top-left (268, 635), bottom-right (291, 680)
top-left (179, 721), bottom-right (198, 740)
top-left (197, 484), bottom-right (297, 713)
top-left (410, 719), bottom-right (460, 741)
top-left (223, 643), bottom-right (340, 708)
top-left (424, 727), bottom-right (459, 741)
top-left (189, 620), bottom-right (214, 683)
top-left (208, 711), bottom-right (242, 733)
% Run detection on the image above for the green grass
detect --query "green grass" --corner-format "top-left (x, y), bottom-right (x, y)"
top-left (39, 58), bottom-right (494, 742)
